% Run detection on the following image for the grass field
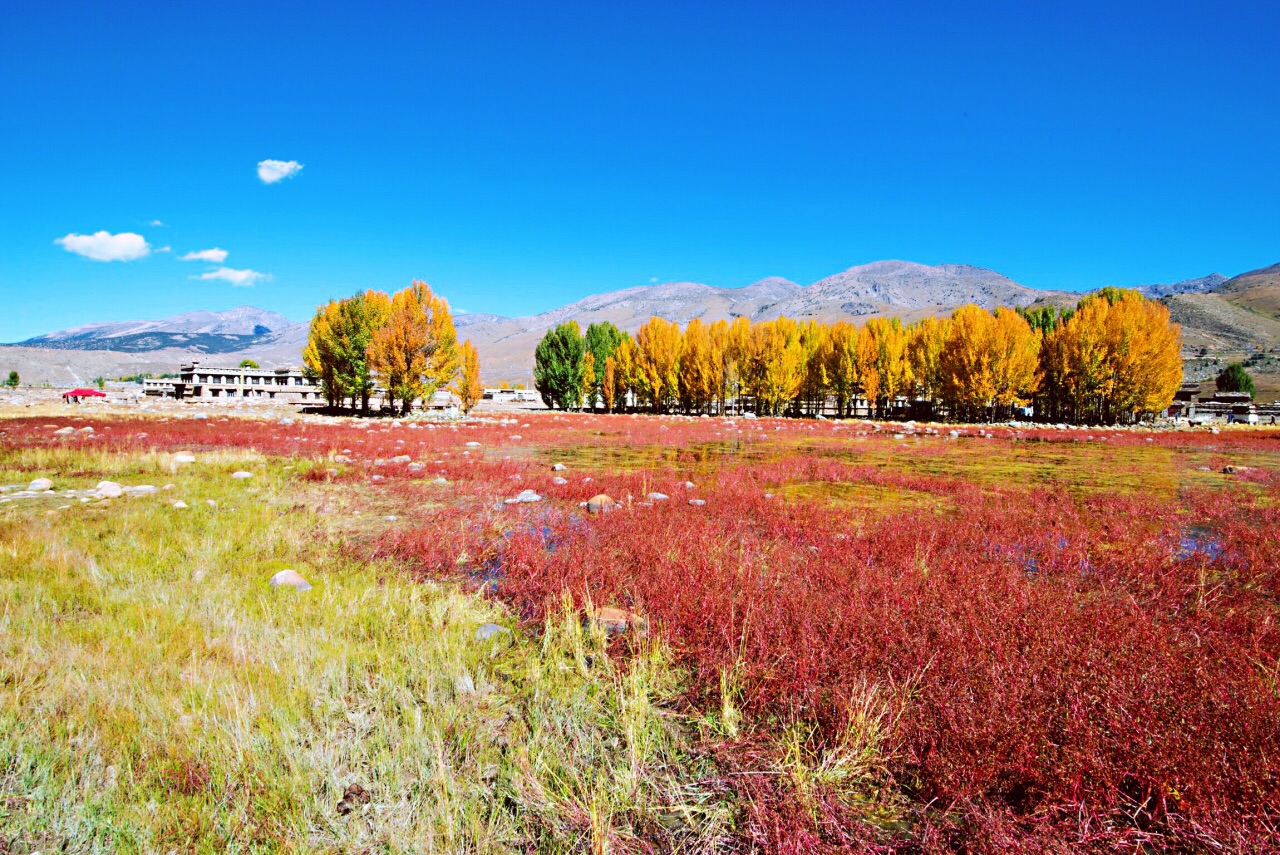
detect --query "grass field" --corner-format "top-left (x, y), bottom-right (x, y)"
top-left (2, 411), bottom-right (1279, 852)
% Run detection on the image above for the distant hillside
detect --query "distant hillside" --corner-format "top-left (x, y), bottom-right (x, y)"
top-left (18, 306), bottom-right (297, 350)
top-left (5, 260), bottom-right (1278, 386)
top-left (1138, 273), bottom-right (1228, 299)
top-left (1217, 263), bottom-right (1280, 321)
top-left (456, 261), bottom-right (1080, 381)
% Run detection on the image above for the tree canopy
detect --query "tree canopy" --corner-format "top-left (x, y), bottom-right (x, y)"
top-left (1216, 362), bottom-right (1256, 396)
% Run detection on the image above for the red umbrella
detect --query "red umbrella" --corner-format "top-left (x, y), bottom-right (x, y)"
top-left (63, 388), bottom-right (107, 398)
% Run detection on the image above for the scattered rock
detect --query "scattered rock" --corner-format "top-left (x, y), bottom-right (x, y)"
top-left (465, 441), bottom-right (481, 448)
top-left (591, 607), bottom-right (648, 637)
top-left (336, 783), bottom-right (371, 816)
top-left (433, 477), bottom-right (450, 485)
top-left (333, 455), bottom-right (352, 464)
top-left (391, 455), bottom-right (412, 464)
top-left (54, 426), bottom-right (75, 436)
top-left (28, 478), bottom-right (53, 491)
top-left (551, 477), bottom-right (568, 485)
top-left (173, 452), bottom-right (197, 464)
top-left (172, 500), bottom-right (189, 509)
top-left (475, 623), bottom-right (510, 641)
top-left (269, 569), bottom-right (312, 591)
top-left (231, 471), bottom-right (253, 480)
top-left (505, 489), bottom-right (542, 504)
top-left (407, 462), bottom-right (424, 472)
top-left (586, 494), bottom-right (616, 514)
top-left (688, 499), bottom-right (706, 506)
top-left (95, 481), bottom-right (124, 498)
top-left (552, 463), bottom-right (567, 471)
top-left (78, 426), bottom-right (94, 433)
top-left (370, 474), bottom-right (385, 483)
top-left (646, 492), bottom-right (669, 502)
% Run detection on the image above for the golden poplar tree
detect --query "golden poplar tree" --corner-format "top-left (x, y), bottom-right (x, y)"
top-left (826, 321), bottom-right (860, 417)
top-left (453, 340), bottom-right (483, 414)
top-left (797, 320), bottom-right (831, 416)
top-left (602, 356), bottom-right (618, 412)
top-left (745, 318), bottom-right (805, 415)
top-left (367, 281), bottom-right (459, 415)
top-left (581, 351), bottom-right (596, 405)
top-left (858, 317), bottom-right (911, 416)
top-left (634, 316), bottom-right (682, 412)
top-left (303, 300), bottom-right (343, 407)
top-left (678, 318), bottom-right (721, 413)
top-left (906, 316), bottom-right (950, 403)
top-left (612, 337), bottom-right (637, 412)
top-left (989, 307), bottom-right (1040, 413)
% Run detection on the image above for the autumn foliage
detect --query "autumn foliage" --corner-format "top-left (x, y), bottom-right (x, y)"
top-left (533, 289), bottom-right (1182, 423)
top-left (305, 281), bottom-right (471, 415)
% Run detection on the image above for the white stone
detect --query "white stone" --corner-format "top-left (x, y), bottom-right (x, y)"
top-left (433, 477), bottom-right (450, 485)
top-left (269, 569), bottom-right (312, 591)
top-left (688, 499), bottom-right (706, 506)
top-left (28, 478), bottom-right (53, 491)
top-left (505, 489), bottom-right (542, 504)
top-left (231, 471), bottom-right (253, 479)
top-left (173, 452), bottom-right (196, 464)
top-left (54, 427), bottom-right (75, 436)
top-left (647, 492), bottom-right (669, 502)
top-left (391, 455), bottom-right (412, 463)
top-left (465, 441), bottom-right (481, 448)
top-left (552, 477), bottom-right (568, 485)
top-left (173, 500), bottom-right (189, 509)
top-left (96, 482), bottom-right (124, 498)
top-left (552, 463), bottom-right (567, 471)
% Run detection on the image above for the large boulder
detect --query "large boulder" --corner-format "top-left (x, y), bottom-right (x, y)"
top-left (28, 478), bottom-right (53, 491)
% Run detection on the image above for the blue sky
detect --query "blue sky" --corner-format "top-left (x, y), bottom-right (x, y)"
top-left (1, 0), bottom-right (1277, 341)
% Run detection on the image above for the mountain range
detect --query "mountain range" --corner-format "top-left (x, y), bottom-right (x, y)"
top-left (4, 260), bottom-right (1278, 385)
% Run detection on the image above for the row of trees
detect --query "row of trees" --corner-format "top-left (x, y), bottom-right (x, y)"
top-left (303, 281), bottom-right (483, 415)
top-left (533, 289), bottom-right (1184, 423)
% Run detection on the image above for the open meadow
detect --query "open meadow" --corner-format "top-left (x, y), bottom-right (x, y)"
top-left (2, 409), bottom-right (1279, 853)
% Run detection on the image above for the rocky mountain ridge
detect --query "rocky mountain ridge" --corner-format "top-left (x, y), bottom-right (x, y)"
top-left (4, 261), bottom-right (1277, 385)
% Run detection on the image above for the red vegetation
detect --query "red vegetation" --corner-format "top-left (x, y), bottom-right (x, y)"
top-left (6, 411), bottom-right (1280, 851)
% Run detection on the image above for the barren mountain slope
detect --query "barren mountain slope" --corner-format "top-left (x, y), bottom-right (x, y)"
top-left (1164, 293), bottom-right (1280, 354)
top-left (1217, 264), bottom-right (1280, 321)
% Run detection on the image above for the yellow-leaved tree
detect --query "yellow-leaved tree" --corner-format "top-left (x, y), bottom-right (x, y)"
top-left (860, 317), bottom-right (911, 417)
top-left (677, 318), bottom-right (721, 414)
top-left (826, 321), bottom-right (859, 417)
top-left (453, 340), bottom-right (483, 414)
top-left (367, 281), bottom-right (459, 415)
top-left (745, 317), bottom-right (805, 416)
top-left (907, 315), bottom-right (950, 404)
top-left (633, 317), bottom-right (682, 412)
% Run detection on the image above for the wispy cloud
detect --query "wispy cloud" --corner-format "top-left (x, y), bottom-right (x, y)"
top-left (179, 248), bottom-right (229, 263)
top-left (55, 231), bottom-right (151, 262)
top-left (194, 267), bottom-right (271, 287)
top-left (257, 159), bottom-right (303, 184)
top-left (150, 219), bottom-right (165, 227)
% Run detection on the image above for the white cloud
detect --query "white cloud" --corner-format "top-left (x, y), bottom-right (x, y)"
top-left (257, 159), bottom-right (303, 184)
top-left (194, 267), bottom-right (271, 287)
top-left (157, 246), bottom-right (172, 253)
top-left (55, 231), bottom-right (151, 262)
top-left (150, 219), bottom-right (165, 226)
top-left (179, 247), bottom-right (229, 263)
